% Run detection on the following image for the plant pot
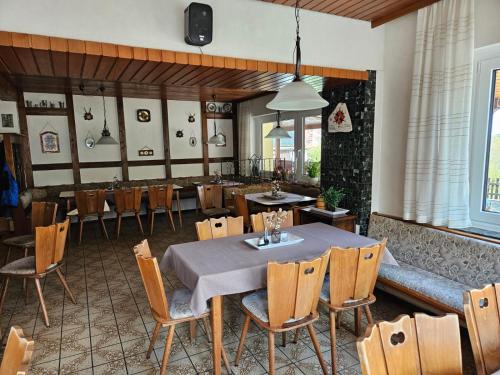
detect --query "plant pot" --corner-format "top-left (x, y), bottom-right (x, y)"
top-left (271, 229), bottom-right (281, 243)
top-left (309, 176), bottom-right (319, 185)
top-left (316, 196), bottom-right (325, 209)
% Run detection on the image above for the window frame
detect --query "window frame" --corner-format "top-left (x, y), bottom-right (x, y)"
top-left (470, 44), bottom-right (500, 230)
top-left (254, 109), bottom-right (321, 176)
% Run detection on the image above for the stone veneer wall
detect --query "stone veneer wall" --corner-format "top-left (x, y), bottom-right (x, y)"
top-left (320, 71), bottom-right (376, 235)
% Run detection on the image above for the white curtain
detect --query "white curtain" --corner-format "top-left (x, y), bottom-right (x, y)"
top-left (237, 101), bottom-right (254, 175)
top-left (403, 0), bottom-right (474, 228)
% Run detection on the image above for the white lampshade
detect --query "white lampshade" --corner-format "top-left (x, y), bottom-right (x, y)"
top-left (96, 134), bottom-right (118, 145)
top-left (208, 133), bottom-right (225, 145)
top-left (267, 80), bottom-right (328, 111)
top-left (265, 126), bottom-right (291, 139)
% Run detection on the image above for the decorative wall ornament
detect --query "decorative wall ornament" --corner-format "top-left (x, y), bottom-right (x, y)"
top-left (188, 113), bottom-right (196, 123)
top-left (222, 103), bottom-right (232, 113)
top-left (83, 107), bottom-right (93, 121)
top-left (138, 146), bottom-right (154, 156)
top-left (137, 109), bottom-right (151, 122)
top-left (40, 130), bottom-right (60, 153)
top-left (84, 132), bottom-right (96, 149)
top-left (206, 102), bottom-right (217, 112)
top-left (1, 114), bottom-right (14, 128)
top-left (189, 132), bottom-right (197, 147)
top-left (176, 130), bottom-right (184, 138)
top-left (328, 102), bottom-right (352, 133)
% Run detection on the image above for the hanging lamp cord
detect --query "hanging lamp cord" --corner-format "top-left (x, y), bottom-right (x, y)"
top-left (101, 88), bottom-right (108, 131)
top-left (294, 0), bottom-right (301, 80)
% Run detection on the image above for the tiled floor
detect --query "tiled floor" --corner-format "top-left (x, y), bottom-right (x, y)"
top-left (0, 212), bottom-right (475, 374)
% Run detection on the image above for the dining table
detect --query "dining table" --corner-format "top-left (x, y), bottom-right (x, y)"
top-left (159, 222), bottom-right (398, 374)
top-left (245, 191), bottom-right (316, 207)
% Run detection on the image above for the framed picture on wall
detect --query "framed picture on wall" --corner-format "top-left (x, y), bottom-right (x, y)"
top-left (1, 114), bottom-right (14, 128)
top-left (216, 134), bottom-right (227, 147)
top-left (40, 131), bottom-right (60, 153)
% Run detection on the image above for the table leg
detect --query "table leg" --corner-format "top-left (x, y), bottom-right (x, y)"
top-left (176, 191), bottom-right (183, 228)
top-left (211, 295), bottom-right (222, 375)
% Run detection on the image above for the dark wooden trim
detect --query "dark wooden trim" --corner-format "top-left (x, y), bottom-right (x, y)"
top-left (80, 161), bottom-right (122, 169)
top-left (16, 93), bottom-right (33, 188)
top-left (201, 101), bottom-right (209, 176)
top-left (371, 0), bottom-right (440, 27)
top-left (208, 157), bottom-right (234, 163)
top-left (209, 112), bottom-right (233, 120)
top-left (372, 212), bottom-right (500, 245)
top-left (25, 107), bottom-right (68, 116)
top-left (0, 73), bottom-right (17, 100)
top-left (32, 163), bottom-right (73, 171)
top-left (65, 93), bottom-right (81, 184)
top-left (161, 98), bottom-right (172, 179)
top-left (116, 96), bottom-right (129, 181)
top-left (232, 101), bottom-right (239, 176)
top-left (377, 277), bottom-right (465, 320)
top-left (171, 158), bottom-right (204, 165)
top-left (128, 159), bottom-right (166, 167)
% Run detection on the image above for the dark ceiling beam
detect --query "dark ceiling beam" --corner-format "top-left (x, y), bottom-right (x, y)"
top-left (0, 73), bottom-right (17, 100)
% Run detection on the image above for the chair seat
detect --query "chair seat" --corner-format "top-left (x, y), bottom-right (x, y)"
top-left (0, 256), bottom-right (36, 275)
top-left (242, 290), bottom-right (302, 324)
top-left (202, 208), bottom-right (230, 217)
top-left (3, 234), bottom-right (35, 248)
top-left (167, 288), bottom-right (208, 320)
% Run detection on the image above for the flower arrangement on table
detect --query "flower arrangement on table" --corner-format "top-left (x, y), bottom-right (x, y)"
top-left (271, 180), bottom-right (281, 197)
top-left (265, 208), bottom-right (289, 243)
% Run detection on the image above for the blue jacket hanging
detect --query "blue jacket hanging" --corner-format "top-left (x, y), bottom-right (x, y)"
top-left (1, 162), bottom-right (18, 207)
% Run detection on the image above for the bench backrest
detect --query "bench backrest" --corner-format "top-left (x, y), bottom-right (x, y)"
top-left (367, 213), bottom-right (500, 288)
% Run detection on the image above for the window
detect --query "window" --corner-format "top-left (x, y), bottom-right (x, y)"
top-left (470, 45), bottom-right (500, 230)
top-left (255, 110), bottom-right (321, 176)
top-left (303, 115), bottom-right (322, 167)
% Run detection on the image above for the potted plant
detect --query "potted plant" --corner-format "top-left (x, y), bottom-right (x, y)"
top-left (306, 161), bottom-right (321, 185)
top-left (322, 186), bottom-right (345, 211)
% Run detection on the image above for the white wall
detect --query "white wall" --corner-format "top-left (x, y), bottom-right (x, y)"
top-left (167, 100), bottom-right (202, 164)
top-left (0, 0), bottom-right (385, 71)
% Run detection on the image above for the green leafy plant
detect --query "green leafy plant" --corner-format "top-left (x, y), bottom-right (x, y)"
top-left (306, 161), bottom-right (321, 178)
top-left (322, 186), bottom-right (345, 211)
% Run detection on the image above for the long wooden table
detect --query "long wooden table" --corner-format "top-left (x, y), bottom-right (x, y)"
top-left (160, 222), bottom-right (398, 374)
top-left (59, 184), bottom-right (184, 226)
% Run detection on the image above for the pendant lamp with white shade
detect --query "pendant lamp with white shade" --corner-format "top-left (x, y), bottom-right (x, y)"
top-left (207, 95), bottom-right (226, 146)
top-left (265, 110), bottom-right (291, 139)
top-left (266, 0), bottom-right (328, 111)
top-left (96, 87), bottom-right (118, 145)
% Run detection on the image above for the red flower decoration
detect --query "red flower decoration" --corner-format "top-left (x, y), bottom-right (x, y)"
top-left (334, 110), bottom-right (345, 125)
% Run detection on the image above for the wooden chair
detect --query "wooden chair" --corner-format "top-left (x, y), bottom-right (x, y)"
top-left (114, 187), bottom-right (144, 239)
top-left (319, 240), bottom-right (386, 373)
top-left (234, 194), bottom-right (251, 232)
top-left (0, 219), bottom-right (76, 327)
top-left (0, 326), bottom-right (34, 375)
top-left (147, 185), bottom-right (176, 234)
top-left (196, 185), bottom-right (230, 218)
top-left (195, 216), bottom-right (244, 240)
top-left (69, 190), bottom-right (109, 245)
top-left (133, 240), bottom-right (231, 375)
top-left (357, 313), bottom-right (462, 374)
top-left (235, 250), bottom-right (331, 375)
top-left (464, 283), bottom-right (500, 375)
top-left (250, 210), bottom-right (293, 233)
top-left (3, 201), bottom-right (58, 264)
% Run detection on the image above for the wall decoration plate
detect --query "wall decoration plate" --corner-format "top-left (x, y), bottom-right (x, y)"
top-left (40, 131), bottom-right (60, 153)
top-left (189, 136), bottom-right (197, 147)
top-left (222, 103), bottom-right (232, 113)
top-left (137, 109), bottom-right (151, 122)
top-left (138, 146), bottom-right (154, 156)
top-left (206, 102), bottom-right (217, 112)
top-left (85, 136), bottom-right (96, 149)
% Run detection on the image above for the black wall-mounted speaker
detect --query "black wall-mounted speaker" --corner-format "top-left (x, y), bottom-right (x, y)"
top-left (184, 2), bottom-right (213, 46)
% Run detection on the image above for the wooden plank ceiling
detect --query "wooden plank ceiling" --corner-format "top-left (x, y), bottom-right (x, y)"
top-left (260, 0), bottom-right (440, 27)
top-left (0, 31), bottom-right (367, 102)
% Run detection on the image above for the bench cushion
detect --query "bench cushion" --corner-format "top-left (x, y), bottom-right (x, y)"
top-left (379, 262), bottom-right (472, 312)
top-left (368, 214), bottom-right (500, 288)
